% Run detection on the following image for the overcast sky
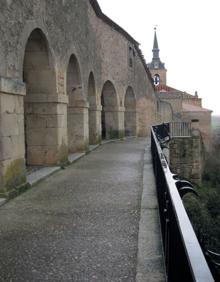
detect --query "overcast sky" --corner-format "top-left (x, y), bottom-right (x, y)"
top-left (98, 0), bottom-right (220, 116)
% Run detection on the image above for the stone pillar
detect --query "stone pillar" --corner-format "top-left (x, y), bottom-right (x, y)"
top-left (68, 100), bottom-right (89, 152)
top-left (89, 105), bottom-right (102, 145)
top-left (103, 106), bottom-right (123, 139)
top-left (25, 94), bottom-right (69, 165)
top-left (0, 77), bottom-right (26, 195)
top-left (191, 119), bottom-right (199, 131)
top-left (169, 135), bottom-right (203, 185)
top-left (118, 106), bottom-right (125, 138)
top-left (125, 109), bottom-right (137, 136)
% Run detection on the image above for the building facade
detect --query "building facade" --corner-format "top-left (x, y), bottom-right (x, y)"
top-left (147, 29), bottom-right (212, 151)
top-left (0, 0), bottom-right (158, 195)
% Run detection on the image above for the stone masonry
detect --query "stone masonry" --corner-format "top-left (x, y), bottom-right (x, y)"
top-left (169, 130), bottom-right (204, 185)
top-left (0, 0), bottom-right (157, 195)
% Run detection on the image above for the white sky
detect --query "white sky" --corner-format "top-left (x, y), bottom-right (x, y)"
top-left (98, 0), bottom-right (220, 116)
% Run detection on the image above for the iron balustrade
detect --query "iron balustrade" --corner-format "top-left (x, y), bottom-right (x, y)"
top-left (169, 121), bottom-right (191, 138)
top-left (151, 125), bottom-right (214, 282)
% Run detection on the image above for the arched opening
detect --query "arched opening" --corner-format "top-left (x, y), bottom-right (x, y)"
top-left (101, 81), bottom-right (119, 139)
top-left (153, 74), bottom-right (160, 86)
top-left (124, 87), bottom-right (137, 136)
top-left (23, 28), bottom-right (56, 166)
top-left (88, 72), bottom-right (99, 144)
top-left (66, 55), bottom-right (86, 152)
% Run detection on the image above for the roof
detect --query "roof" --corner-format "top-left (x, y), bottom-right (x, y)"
top-left (156, 84), bottom-right (179, 92)
top-left (153, 29), bottom-right (159, 50)
top-left (182, 103), bottom-right (212, 113)
top-left (89, 0), bottom-right (154, 88)
top-left (156, 84), bottom-right (196, 98)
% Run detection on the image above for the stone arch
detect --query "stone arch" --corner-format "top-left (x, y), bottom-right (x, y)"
top-left (88, 72), bottom-right (100, 144)
top-left (67, 54), bottom-right (83, 105)
top-left (18, 20), bottom-right (55, 81)
top-left (124, 86), bottom-right (137, 136)
top-left (23, 28), bottom-right (57, 165)
top-left (66, 54), bottom-right (88, 152)
top-left (101, 81), bottom-right (119, 139)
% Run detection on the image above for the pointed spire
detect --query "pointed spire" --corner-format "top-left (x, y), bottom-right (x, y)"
top-left (153, 27), bottom-right (159, 50)
top-left (152, 27), bottom-right (160, 59)
top-left (147, 27), bottom-right (165, 72)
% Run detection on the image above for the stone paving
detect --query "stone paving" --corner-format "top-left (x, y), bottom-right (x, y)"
top-left (0, 138), bottom-right (164, 282)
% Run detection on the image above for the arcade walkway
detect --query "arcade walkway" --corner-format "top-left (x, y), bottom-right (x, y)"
top-left (0, 139), bottom-right (165, 282)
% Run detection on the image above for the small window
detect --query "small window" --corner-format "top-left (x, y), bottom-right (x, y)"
top-left (153, 74), bottom-right (160, 86)
top-left (128, 45), bottom-right (135, 68)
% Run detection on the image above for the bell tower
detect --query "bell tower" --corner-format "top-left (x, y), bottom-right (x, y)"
top-left (147, 28), bottom-right (167, 86)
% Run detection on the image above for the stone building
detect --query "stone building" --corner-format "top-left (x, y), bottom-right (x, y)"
top-left (0, 0), bottom-right (158, 195)
top-left (147, 29), bottom-right (212, 151)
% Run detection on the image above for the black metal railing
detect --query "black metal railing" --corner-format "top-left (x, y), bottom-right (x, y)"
top-left (151, 124), bottom-right (214, 282)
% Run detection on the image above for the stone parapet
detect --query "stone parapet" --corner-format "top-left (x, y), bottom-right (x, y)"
top-left (169, 135), bottom-right (203, 185)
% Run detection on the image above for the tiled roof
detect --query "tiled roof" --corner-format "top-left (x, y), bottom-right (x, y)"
top-left (156, 84), bottom-right (196, 99)
top-left (156, 84), bottom-right (179, 92)
top-left (182, 103), bottom-right (212, 112)
top-left (89, 0), bottom-right (154, 89)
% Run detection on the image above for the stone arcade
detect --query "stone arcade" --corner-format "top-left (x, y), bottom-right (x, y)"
top-left (0, 0), bottom-right (160, 195)
top-left (0, 0), bottom-right (211, 195)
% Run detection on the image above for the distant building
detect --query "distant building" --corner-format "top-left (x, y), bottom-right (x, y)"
top-left (147, 28), bottom-right (212, 150)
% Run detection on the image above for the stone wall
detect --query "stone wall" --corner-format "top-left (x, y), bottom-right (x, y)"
top-left (181, 111), bottom-right (212, 151)
top-left (157, 100), bottom-right (173, 124)
top-left (149, 69), bottom-right (167, 85)
top-left (169, 131), bottom-right (204, 185)
top-left (0, 0), bottom-right (157, 194)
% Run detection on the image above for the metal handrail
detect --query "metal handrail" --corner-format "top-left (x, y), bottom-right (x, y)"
top-left (170, 121), bottom-right (191, 137)
top-left (151, 125), bottom-right (214, 282)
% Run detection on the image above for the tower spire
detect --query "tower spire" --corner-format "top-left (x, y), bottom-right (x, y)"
top-left (153, 27), bottom-right (159, 59)
top-left (147, 27), bottom-right (167, 85)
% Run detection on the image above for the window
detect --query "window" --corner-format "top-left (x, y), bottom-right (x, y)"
top-left (128, 45), bottom-right (135, 68)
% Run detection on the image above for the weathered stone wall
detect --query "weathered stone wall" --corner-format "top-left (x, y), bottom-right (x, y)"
top-left (157, 100), bottom-right (173, 124)
top-left (181, 111), bottom-right (212, 151)
top-left (88, 4), bottom-right (156, 136)
top-left (0, 0), bottom-right (157, 193)
top-left (169, 132), bottom-right (203, 185)
top-left (149, 69), bottom-right (167, 85)
top-left (158, 95), bottom-right (183, 115)
top-left (183, 97), bottom-right (202, 107)
top-left (0, 77), bottom-right (26, 195)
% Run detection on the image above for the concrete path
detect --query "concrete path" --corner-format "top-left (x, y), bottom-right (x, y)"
top-left (0, 138), bottom-right (165, 282)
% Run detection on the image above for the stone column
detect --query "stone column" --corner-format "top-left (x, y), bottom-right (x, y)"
top-left (118, 106), bottom-right (125, 138)
top-left (89, 105), bottom-right (102, 145)
top-left (191, 119), bottom-right (200, 131)
top-left (25, 94), bottom-right (69, 165)
top-left (68, 100), bottom-right (89, 152)
top-left (103, 106), bottom-right (122, 139)
top-left (125, 109), bottom-right (137, 136)
top-left (0, 77), bottom-right (26, 195)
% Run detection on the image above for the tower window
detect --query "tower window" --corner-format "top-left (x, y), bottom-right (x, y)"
top-left (128, 45), bottom-right (135, 68)
top-left (153, 74), bottom-right (160, 86)
top-left (154, 61), bottom-right (159, 69)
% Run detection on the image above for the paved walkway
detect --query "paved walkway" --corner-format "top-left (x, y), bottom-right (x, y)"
top-left (0, 138), bottom-right (164, 282)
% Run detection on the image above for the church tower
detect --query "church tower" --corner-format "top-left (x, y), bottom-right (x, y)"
top-left (147, 28), bottom-right (167, 86)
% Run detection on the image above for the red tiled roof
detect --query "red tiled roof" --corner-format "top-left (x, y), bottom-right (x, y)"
top-left (156, 84), bottom-right (179, 92)
top-left (182, 103), bottom-right (212, 112)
